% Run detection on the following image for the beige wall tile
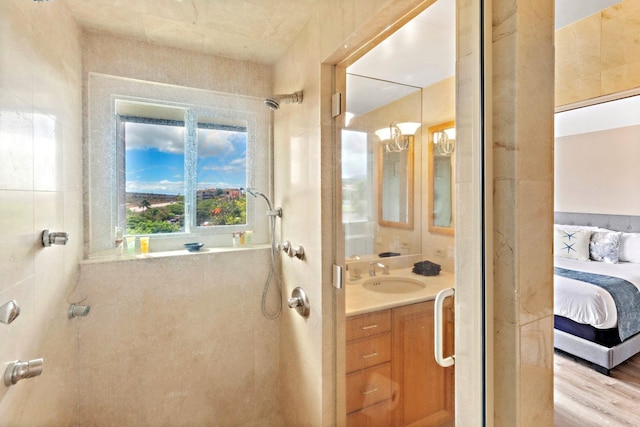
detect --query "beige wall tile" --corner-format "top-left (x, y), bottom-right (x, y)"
top-left (77, 249), bottom-right (283, 425)
top-left (556, 0), bottom-right (640, 106)
top-left (519, 316), bottom-right (554, 426)
top-left (0, 0), bottom-right (82, 424)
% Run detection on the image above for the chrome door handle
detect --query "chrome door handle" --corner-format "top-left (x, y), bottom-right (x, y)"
top-left (434, 287), bottom-right (455, 368)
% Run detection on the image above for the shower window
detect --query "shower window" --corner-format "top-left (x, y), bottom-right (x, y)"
top-left (87, 74), bottom-right (270, 256)
top-left (116, 100), bottom-right (248, 236)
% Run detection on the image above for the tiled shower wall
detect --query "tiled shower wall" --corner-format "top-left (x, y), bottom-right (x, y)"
top-left (78, 32), bottom-right (282, 426)
top-left (0, 0), bottom-right (83, 424)
top-left (76, 249), bottom-right (283, 425)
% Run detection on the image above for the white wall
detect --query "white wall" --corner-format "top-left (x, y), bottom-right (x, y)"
top-left (555, 95), bottom-right (640, 215)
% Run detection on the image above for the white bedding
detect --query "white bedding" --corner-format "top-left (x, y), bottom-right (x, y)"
top-left (554, 257), bottom-right (640, 329)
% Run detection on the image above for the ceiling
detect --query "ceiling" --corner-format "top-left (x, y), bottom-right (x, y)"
top-left (347, 0), bottom-right (455, 115)
top-left (63, 0), bottom-right (321, 64)
top-left (63, 0), bottom-right (622, 114)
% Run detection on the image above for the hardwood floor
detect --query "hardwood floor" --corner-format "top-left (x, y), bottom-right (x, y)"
top-left (554, 351), bottom-right (640, 426)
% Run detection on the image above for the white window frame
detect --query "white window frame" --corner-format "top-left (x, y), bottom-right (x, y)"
top-left (87, 73), bottom-right (270, 256)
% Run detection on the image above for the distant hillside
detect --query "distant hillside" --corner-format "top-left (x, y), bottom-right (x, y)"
top-left (126, 192), bottom-right (181, 206)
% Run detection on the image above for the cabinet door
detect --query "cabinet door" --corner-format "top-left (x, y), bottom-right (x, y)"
top-left (391, 300), bottom-right (454, 427)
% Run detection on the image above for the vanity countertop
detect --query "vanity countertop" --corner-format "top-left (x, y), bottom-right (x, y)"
top-left (345, 267), bottom-right (454, 317)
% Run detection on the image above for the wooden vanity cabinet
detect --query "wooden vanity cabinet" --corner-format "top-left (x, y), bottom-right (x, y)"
top-left (391, 300), bottom-right (454, 427)
top-left (346, 300), bottom-right (454, 427)
top-left (346, 310), bottom-right (393, 425)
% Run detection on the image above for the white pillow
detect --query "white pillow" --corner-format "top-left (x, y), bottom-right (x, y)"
top-left (589, 231), bottom-right (622, 264)
top-left (555, 224), bottom-right (612, 232)
top-left (619, 233), bottom-right (640, 263)
top-left (554, 227), bottom-right (592, 261)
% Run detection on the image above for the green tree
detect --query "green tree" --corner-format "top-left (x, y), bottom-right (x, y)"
top-left (139, 199), bottom-right (151, 211)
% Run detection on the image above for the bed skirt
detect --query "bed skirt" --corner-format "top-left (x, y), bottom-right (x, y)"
top-left (554, 316), bottom-right (621, 347)
top-left (554, 328), bottom-right (640, 375)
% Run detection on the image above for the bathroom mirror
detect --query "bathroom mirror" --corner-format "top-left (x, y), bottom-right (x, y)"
top-left (428, 121), bottom-right (455, 235)
top-left (378, 137), bottom-right (414, 229)
top-left (342, 74), bottom-right (422, 258)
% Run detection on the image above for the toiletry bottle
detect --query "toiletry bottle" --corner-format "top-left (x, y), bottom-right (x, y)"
top-left (115, 227), bottom-right (124, 255)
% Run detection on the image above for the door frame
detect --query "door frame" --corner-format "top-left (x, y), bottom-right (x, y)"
top-left (327, 0), bottom-right (492, 424)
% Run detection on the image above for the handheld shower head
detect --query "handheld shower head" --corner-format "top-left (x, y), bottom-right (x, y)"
top-left (246, 188), bottom-right (282, 217)
top-left (264, 91), bottom-right (303, 110)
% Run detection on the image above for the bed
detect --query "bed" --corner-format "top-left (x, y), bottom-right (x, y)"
top-left (554, 212), bottom-right (640, 375)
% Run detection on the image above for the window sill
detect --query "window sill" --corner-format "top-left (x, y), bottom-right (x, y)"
top-left (81, 244), bottom-right (271, 265)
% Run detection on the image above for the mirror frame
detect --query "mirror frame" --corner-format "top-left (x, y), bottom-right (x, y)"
top-left (428, 121), bottom-right (455, 236)
top-left (377, 136), bottom-right (414, 230)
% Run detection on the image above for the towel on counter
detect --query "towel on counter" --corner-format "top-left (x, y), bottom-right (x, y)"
top-left (378, 252), bottom-right (401, 258)
top-left (413, 260), bottom-right (441, 276)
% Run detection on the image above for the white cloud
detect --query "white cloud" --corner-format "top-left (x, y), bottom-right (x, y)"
top-left (125, 122), bottom-right (185, 154)
top-left (198, 129), bottom-right (237, 158)
top-left (126, 180), bottom-right (184, 195)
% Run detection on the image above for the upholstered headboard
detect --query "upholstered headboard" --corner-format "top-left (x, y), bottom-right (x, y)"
top-left (555, 212), bottom-right (640, 233)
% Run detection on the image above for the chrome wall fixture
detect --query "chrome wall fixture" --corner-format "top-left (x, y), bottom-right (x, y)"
top-left (42, 230), bottom-right (69, 247)
top-left (0, 300), bottom-right (20, 325)
top-left (280, 241), bottom-right (304, 260)
top-left (4, 358), bottom-right (44, 386)
top-left (433, 128), bottom-right (456, 155)
top-left (264, 91), bottom-right (303, 110)
top-left (68, 304), bottom-right (91, 319)
top-left (374, 121), bottom-right (421, 153)
top-left (287, 287), bottom-right (310, 318)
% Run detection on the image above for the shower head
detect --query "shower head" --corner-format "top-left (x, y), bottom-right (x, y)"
top-left (264, 91), bottom-right (303, 110)
top-left (246, 188), bottom-right (282, 217)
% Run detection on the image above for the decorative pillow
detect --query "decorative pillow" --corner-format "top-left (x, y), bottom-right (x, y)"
top-left (589, 231), bottom-right (622, 264)
top-left (555, 224), bottom-right (613, 232)
top-left (619, 233), bottom-right (640, 263)
top-left (554, 227), bottom-right (592, 261)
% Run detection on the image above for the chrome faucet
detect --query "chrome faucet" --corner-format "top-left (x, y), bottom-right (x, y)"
top-left (369, 262), bottom-right (389, 276)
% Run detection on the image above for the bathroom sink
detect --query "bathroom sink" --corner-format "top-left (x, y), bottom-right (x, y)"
top-left (362, 276), bottom-right (426, 294)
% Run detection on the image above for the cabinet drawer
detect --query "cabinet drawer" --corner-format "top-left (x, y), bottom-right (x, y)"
top-left (346, 398), bottom-right (392, 427)
top-left (346, 362), bottom-right (392, 414)
top-left (346, 332), bottom-right (391, 372)
top-left (346, 310), bottom-right (391, 341)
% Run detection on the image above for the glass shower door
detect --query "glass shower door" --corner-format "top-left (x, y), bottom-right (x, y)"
top-left (336, 0), bottom-right (487, 424)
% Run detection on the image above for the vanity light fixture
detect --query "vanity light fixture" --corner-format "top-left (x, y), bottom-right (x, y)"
top-left (374, 121), bottom-right (421, 153)
top-left (433, 127), bottom-right (456, 155)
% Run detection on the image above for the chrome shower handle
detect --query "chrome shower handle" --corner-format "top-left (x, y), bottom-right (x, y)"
top-left (0, 300), bottom-right (20, 325)
top-left (42, 230), bottom-right (69, 246)
top-left (4, 358), bottom-right (44, 386)
top-left (280, 240), bottom-right (292, 256)
top-left (280, 241), bottom-right (304, 259)
top-left (287, 287), bottom-right (310, 317)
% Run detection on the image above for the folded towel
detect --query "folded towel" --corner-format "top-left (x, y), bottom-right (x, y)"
top-left (378, 252), bottom-right (401, 258)
top-left (412, 260), bottom-right (441, 276)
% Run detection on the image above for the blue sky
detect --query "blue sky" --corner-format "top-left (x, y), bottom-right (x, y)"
top-left (125, 122), bottom-right (247, 195)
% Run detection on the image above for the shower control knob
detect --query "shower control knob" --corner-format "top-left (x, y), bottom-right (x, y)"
top-left (280, 241), bottom-right (304, 259)
top-left (4, 358), bottom-right (44, 386)
top-left (287, 287), bottom-right (310, 318)
top-left (0, 300), bottom-right (20, 325)
top-left (291, 245), bottom-right (304, 260)
top-left (42, 230), bottom-right (69, 247)
top-left (281, 241), bottom-right (293, 256)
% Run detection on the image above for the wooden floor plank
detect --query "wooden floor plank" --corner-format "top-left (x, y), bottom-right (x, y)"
top-left (554, 351), bottom-right (640, 426)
